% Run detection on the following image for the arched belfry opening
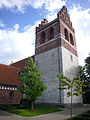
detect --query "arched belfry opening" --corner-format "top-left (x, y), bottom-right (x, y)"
top-left (64, 28), bottom-right (69, 41)
top-left (49, 27), bottom-right (54, 40)
top-left (41, 32), bottom-right (46, 44)
top-left (70, 33), bottom-right (74, 46)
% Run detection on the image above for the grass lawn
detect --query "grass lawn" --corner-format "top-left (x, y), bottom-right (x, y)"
top-left (0, 104), bottom-right (61, 117)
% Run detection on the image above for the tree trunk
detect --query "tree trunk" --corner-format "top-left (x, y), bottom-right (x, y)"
top-left (83, 93), bottom-right (86, 103)
top-left (71, 88), bottom-right (72, 120)
top-left (30, 101), bottom-right (34, 112)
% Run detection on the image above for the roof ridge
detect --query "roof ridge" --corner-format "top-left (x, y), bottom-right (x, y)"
top-left (0, 63), bottom-right (19, 70)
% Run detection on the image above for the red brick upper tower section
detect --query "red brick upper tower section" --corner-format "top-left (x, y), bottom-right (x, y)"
top-left (35, 6), bottom-right (77, 56)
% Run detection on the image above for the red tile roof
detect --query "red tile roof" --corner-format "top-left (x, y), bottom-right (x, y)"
top-left (11, 58), bottom-right (28, 71)
top-left (11, 56), bottom-right (35, 71)
top-left (0, 64), bottom-right (21, 85)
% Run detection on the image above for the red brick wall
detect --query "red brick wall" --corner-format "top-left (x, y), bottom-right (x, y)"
top-left (35, 37), bottom-right (77, 56)
top-left (0, 89), bottom-right (22, 104)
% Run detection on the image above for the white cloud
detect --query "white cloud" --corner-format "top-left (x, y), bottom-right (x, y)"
top-left (0, 0), bottom-right (31, 13)
top-left (45, 0), bottom-right (65, 12)
top-left (31, 0), bottom-right (45, 9)
top-left (0, 0), bottom-right (65, 13)
top-left (13, 24), bottom-right (20, 31)
top-left (69, 6), bottom-right (90, 65)
top-left (46, 11), bottom-right (57, 22)
top-left (0, 23), bottom-right (36, 64)
top-left (0, 20), bottom-right (5, 27)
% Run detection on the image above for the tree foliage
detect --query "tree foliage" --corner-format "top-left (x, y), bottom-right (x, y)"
top-left (80, 54), bottom-right (90, 86)
top-left (80, 54), bottom-right (90, 103)
top-left (18, 57), bottom-right (47, 111)
top-left (85, 53), bottom-right (90, 78)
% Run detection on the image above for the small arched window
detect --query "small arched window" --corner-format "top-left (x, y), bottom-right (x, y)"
top-left (64, 28), bottom-right (68, 41)
top-left (41, 32), bottom-right (46, 44)
top-left (9, 91), bottom-right (14, 99)
top-left (49, 27), bottom-right (54, 39)
top-left (70, 33), bottom-right (74, 46)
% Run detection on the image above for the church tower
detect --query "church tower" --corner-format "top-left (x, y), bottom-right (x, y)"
top-left (35, 6), bottom-right (82, 106)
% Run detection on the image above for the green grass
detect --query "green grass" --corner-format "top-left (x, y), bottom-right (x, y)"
top-left (0, 104), bottom-right (61, 117)
top-left (67, 110), bottom-right (90, 120)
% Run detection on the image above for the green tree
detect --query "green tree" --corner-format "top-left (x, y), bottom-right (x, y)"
top-left (57, 67), bottom-right (86, 119)
top-left (80, 54), bottom-right (90, 86)
top-left (85, 53), bottom-right (90, 78)
top-left (80, 54), bottom-right (90, 103)
top-left (18, 57), bottom-right (47, 112)
top-left (84, 54), bottom-right (90, 89)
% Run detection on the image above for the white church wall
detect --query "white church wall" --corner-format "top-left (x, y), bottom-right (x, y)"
top-left (35, 47), bottom-right (61, 105)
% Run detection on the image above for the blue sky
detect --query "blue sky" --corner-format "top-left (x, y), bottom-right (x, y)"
top-left (0, 0), bottom-right (90, 65)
